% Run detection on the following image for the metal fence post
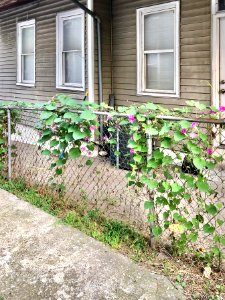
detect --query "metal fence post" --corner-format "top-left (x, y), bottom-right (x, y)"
top-left (100, 115), bottom-right (104, 141)
top-left (116, 127), bottom-right (120, 169)
top-left (7, 108), bottom-right (12, 181)
top-left (146, 121), bottom-right (155, 248)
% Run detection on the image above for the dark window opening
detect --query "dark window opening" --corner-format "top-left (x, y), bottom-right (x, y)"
top-left (219, 0), bottom-right (225, 11)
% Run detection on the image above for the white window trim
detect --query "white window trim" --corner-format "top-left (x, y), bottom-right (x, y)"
top-left (136, 1), bottom-right (180, 98)
top-left (16, 19), bottom-right (36, 87)
top-left (87, 0), bottom-right (95, 102)
top-left (211, 0), bottom-right (225, 109)
top-left (56, 9), bottom-right (85, 92)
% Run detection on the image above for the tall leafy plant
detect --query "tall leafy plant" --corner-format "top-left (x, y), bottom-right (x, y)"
top-left (0, 108), bottom-right (8, 173)
top-left (37, 95), bottom-right (225, 266)
top-left (0, 107), bottom-right (19, 176)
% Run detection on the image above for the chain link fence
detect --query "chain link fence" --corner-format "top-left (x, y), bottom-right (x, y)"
top-left (1, 107), bottom-right (225, 255)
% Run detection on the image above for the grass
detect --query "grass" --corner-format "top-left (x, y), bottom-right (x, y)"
top-left (0, 177), bottom-right (224, 300)
top-left (62, 209), bottom-right (150, 257)
top-left (0, 177), bottom-right (151, 261)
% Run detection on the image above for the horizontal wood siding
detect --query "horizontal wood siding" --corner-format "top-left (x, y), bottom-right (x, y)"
top-left (0, 0), bottom-right (212, 106)
top-left (0, 0), bottom-right (87, 103)
top-left (112, 0), bottom-right (212, 107)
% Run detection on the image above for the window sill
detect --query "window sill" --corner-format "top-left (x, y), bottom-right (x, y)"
top-left (16, 83), bottom-right (35, 88)
top-left (56, 85), bottom-right (85, 92)
top-left (137, 91), bottom-right (179, 98)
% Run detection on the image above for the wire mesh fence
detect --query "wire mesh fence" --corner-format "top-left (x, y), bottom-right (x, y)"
top-left (1, 106), bottom-right (225, 256)
top-left (9, 108), bottom-right (149, 230)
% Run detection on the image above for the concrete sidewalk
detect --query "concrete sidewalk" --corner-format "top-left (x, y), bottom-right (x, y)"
top-left (0, 189), bottom-right (184, 300)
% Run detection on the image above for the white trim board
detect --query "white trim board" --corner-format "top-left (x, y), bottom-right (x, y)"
top-left (212, 0), bottom-right (225, 108)
top-left (56, 9), bottom-right (85, 92)
top-left (87, 0), bottom-right (95, 103)
top-left (16, 19), bottom-right (36, 87)
top-left (136, 1), bottom-right (180, 98)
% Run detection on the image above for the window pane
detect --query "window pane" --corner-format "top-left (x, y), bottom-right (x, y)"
top-left (146, 53), bottom-right (174, 91)
top-left (23, 54), bottom-right (34, 82)
top-left (219, 0), bottom-right (225, 11)
top-left (144, 11), bottom-right (174, 50)
top-left (22, 27), bottom-right (34, 54)
top-left (64, 51), bottom-right (82, 84)
top-left (63, 17), bottom-right (82, 51)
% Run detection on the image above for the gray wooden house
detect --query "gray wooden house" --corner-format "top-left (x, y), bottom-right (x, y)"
top-left (0, 0), bottom-right (224, 109)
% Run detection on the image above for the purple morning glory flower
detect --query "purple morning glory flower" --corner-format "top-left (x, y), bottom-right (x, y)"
top-left (181, 128), bottom-right (187, 135)
top-left (90, 126), bottom-right (95, 132)
top-left (207, 148), bottom-right (213, 155)
top-left (128, 115), bottom-right (135, 123)
top-left (219, 106), bottom-right (225, 112)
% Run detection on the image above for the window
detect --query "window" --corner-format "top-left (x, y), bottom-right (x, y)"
top-left (219, 0), bottom-right (225, 11)
top-left (56, 9), bottom-right (85, 91)
top-left (17, 19), bottom-right (35, 86)
top-left (137, 2), bottom-right (180, 97)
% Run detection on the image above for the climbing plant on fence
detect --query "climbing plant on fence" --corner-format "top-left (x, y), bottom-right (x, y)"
top-left (36, 95), bottom-right (225, 266)
top-left (1, 95), bottom-right (225, 267)
top-left (0, 107), bottom-right (19, 175)
top-left (0, 109), bottom-right (7, 172)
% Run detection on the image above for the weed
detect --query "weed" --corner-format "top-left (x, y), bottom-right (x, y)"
top-left (0, 177), bottom-right (150, 254)
top-left (203, 280), bottom-right (212, 295)
top-left (175, 274), bottom-right (187, 289)
top-left (191, 294), bottom-right (201, 299)
top-left (0, 177), bottom-right (224, 300)
top-left (200, 281), bottom-right (225, 300)
top-left (163, 261), bottom-right (173, 276)
top-left (215, 284), bottom-right (224, 295)
top-left (0, 178), bottom-right (59, 215)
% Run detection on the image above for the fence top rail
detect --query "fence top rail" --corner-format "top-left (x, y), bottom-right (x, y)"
top-left (1, 105), bottom-right (225, 125)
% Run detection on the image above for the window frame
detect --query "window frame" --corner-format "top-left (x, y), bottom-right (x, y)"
top-left (16, 19), bottom-right (36, 87)
top-left (136, 1), bottom-right (180, 98)
top-left (56, 9), bottom-right (85, 91)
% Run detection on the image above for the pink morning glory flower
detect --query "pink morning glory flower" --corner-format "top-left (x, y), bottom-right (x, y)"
top-left (191, 122), bottom-right (197, 128)
top-left (219, 106), bottom-right (225, 112)
top-left (190, 132), bottom-right (197, 139)
top-left (103, 135), bottom-right (109, 142)
top-left (90, 125), bottom-right (95, 131)
top-left (50, 123), bottom-right (57, 133)
top-left (207, 148), bottom-right (213, 155)
top-left (130, 149), bottom-right (135, 154)
top-left (181, 128), bottom-right (187, 135)
top-left (210, 110), bottom-right (217, 115)
top-left (80, 146), bottom-right (87, 152)
top-left (128, 115), bottom-right (135, 123)
top-left (107, 115), bottom-right (113, 121)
